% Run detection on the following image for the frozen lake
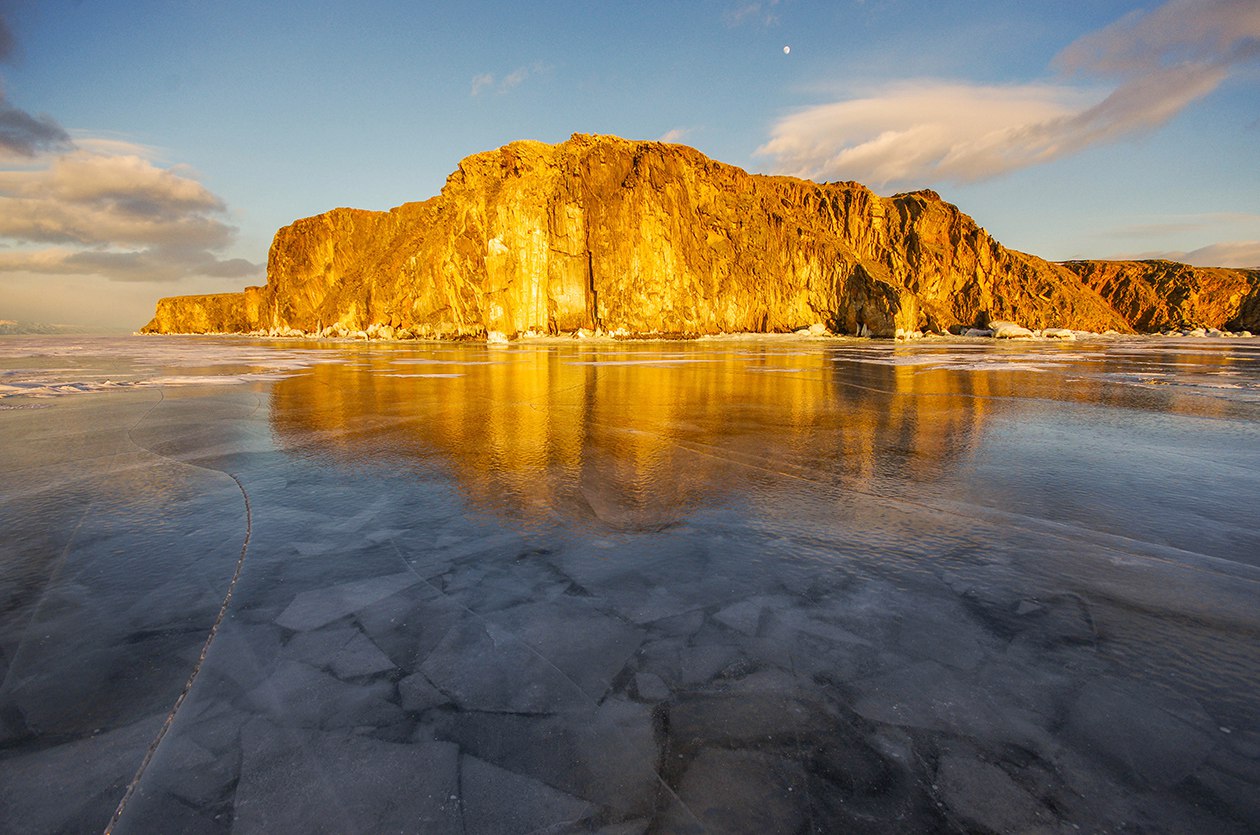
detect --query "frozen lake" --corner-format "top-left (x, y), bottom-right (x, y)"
top-left (2, 334), bottom-right (1259, 833)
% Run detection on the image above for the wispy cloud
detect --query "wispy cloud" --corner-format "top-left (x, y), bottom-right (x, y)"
top-left (658, 127), bottom-right (692, 144)
top-left (0, 91), bottom-right (73, 159)
top-left (1053, 0), bottom-right (1260, 77)
top-left (1119, 240), bottom-right (1260, 269)
top-left (0, 141), bottom-right (261, 282)
top-left (0, 246), bottom-right (258, 283)
top-left (500, 66), bottom-right (530, 91)
top-left (758, 0), bottom-right (1260, 187)
top-left (1105, 221), bottom-right (1216, 239)
top-left (0, 12), bottom-right (70, 159)
top-left (725, 1), bottom-right (781, 27)
top-left (470, 72), bottom-right (495, 96)
top-left (470, 62), bottom-right (548, 96)
top-left (1097, 212), bottom-right (1260, 240)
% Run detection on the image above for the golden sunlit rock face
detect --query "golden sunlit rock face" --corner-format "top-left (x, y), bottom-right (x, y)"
top-left (143, 134), bottom-right (1253, 338)
top-left (1061, 259), bottom-right (1260, 332)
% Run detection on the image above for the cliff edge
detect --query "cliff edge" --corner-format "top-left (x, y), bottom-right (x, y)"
top-left (142, 134), bottom-right (1259, 338)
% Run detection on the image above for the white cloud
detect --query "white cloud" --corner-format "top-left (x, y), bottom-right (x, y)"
top-left (0, 140), bottom-right (261, 282)
top-left (758, 0), bottom-right (1260, 187)
top-left (470, 72), bottom-right (495, 96)
top-left (500, 67), bottom-right (529, 91)
top-left (758, 81), bottom-right (1090, 185)
top-left (658, 127), bottom-right (692, 143)
top-left (470, 63), bottom-right (548, 97)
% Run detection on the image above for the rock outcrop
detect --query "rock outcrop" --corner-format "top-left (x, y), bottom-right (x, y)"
top-left (142, 134), bottom-right (1254, 338)
top-left (1060, 260), bottom-right (1260, 333)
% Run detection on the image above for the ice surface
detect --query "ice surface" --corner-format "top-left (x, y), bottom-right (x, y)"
top-left (934, 753), bottom-right (1053, 832)
top-left (1066, 678), bottom-right (1217, 788)
top-left (459, 754), bottom-right (594, 834)
top-left (433, 697), bottom-right (660, 816)
top-left (0, 715), bottom-right (164, 833)
top-left (2, 334), bottom-right (1259, 832)
top-left (231, 721), bottom-right (462, 833)
top-left (664, 748), bottom-right (809, 834)
top-left (274, 571), bottom-right (421, 631)
top-left (419, 618), bottom-right (591, 712)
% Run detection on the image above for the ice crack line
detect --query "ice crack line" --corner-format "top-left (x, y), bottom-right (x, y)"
top-left (104, 468), bottom-right (253, 834)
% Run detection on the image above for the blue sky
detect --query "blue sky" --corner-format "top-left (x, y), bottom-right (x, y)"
top-left (1, 0), bottom-right (1257, 328)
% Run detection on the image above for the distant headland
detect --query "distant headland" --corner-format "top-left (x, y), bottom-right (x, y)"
top-left (142, 134), bottom-right (1260, 340)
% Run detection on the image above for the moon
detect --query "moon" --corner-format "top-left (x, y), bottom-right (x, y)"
top-left (783, 45), bottom-right (791, 54)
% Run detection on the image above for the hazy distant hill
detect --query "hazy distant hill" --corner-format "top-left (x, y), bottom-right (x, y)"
top-left (0, 319), bottom-right (87, 336)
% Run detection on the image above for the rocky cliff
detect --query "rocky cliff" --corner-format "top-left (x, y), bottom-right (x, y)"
top-left (142, 134), bottom-right (1256, 338)
top-left (1060, 260), bottom-right (1260, 333)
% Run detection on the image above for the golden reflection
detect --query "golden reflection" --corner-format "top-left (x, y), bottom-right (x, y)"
top-left (268, 343), bottom-right (1013, 530)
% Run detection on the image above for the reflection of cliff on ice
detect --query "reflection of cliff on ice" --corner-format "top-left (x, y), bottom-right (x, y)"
top-left (268, 344), bottom-right (1004, 530)
top-left (266, 338), bottom-right (1259, 530)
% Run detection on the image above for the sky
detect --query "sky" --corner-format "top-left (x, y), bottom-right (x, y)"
top-left (0, 0), bottom-right (1257, 330)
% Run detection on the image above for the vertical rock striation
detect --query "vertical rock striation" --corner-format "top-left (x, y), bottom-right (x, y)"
top-left (143, 135), bottom-right (1253, 337)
